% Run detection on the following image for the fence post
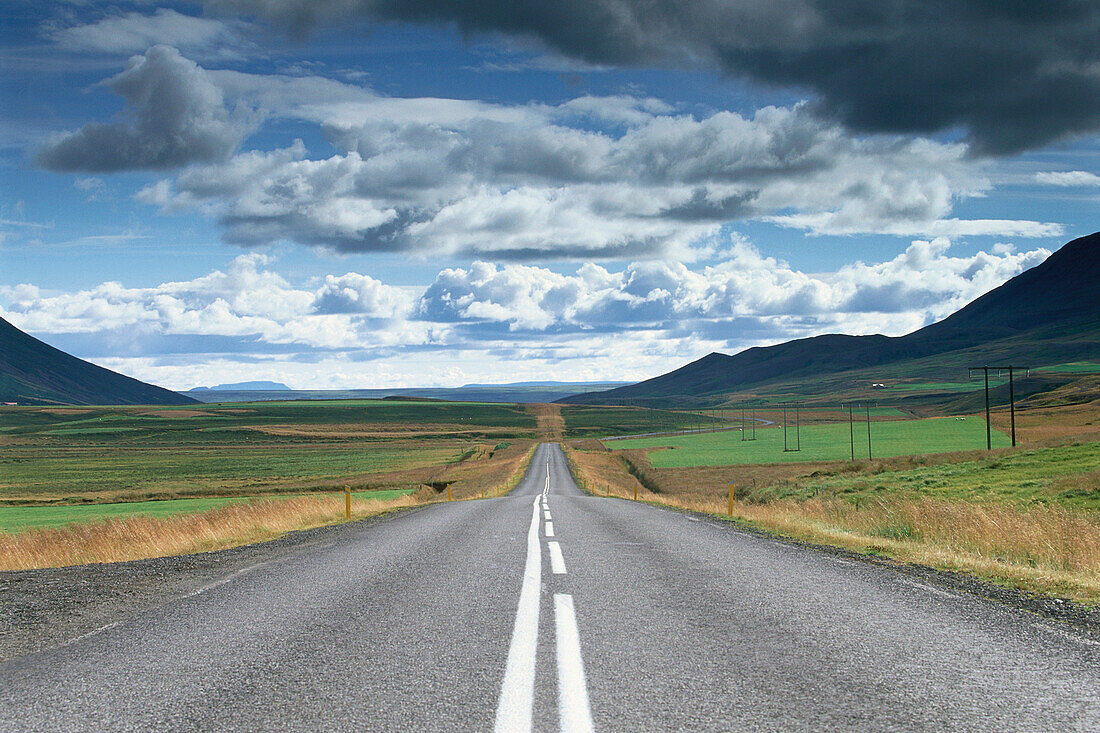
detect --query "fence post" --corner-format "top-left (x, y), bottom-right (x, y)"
top-left (728, 482), bottom-right (734, 516)
top-left (344, 486), bottom-right (351, 520)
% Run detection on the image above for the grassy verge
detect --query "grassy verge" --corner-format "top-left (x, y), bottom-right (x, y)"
top-left (0, 493), bottom-right (418, 570)
top-left (0, 489), bottom-right (419, 533)
top-left (566, 434), bottom-right (1100, 604)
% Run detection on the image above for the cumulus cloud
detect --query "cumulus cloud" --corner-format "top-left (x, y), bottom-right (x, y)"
top-left (141, 74), bottom-right (1043, 258)
top-left (49, 9), bottom-right (248, 58)
top-left (416, 238), bottom-right (1050, 337)
top-left (1035, 170), bottom-right (1100, 187)
top-left (37, 46), bottom-right (251, 172)
top-left (0, 254), bottom-right (414, 349)
top-left (209, 0), bottom-right (1100, 154)
top-left (1, 240), bottom-right (1051, 388)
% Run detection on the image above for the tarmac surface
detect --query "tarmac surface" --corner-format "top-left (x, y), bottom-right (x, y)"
top-left (1, 443), bottom-right (1098, 731)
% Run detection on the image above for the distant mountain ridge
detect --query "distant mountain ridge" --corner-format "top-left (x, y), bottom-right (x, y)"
top-left (0, 317), bottom-right (197, 406)
top-left (562, 231), bottom-right (1100, 404)
top-left (189, 381), bottom-right (292, 391)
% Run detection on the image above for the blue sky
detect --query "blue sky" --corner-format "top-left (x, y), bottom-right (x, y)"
top-left (1, 1), bottom-right (1097, 390)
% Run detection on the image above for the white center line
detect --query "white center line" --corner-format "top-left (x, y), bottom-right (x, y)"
top-left (554, 594), bottom-right (595, 733)
top-left (544, 510), bottom-right (552, 521)
top-left (494, 496), bottom-right (543, 733)
top-left (548, 541), bottom-right (567, 574)
top-left (545, 521), bottom-right (555, 537)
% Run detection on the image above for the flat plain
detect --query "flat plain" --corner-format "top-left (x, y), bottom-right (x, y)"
top-left (0, 399), bottom-right (538, 543)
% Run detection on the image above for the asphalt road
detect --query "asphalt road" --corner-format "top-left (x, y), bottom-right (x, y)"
top-left (1, 443), bottom-right (1098, 731)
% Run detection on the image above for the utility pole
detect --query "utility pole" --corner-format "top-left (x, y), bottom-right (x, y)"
top-left (849, 402), bottom-right (855, 461)
top-left (783, 403), bottom-right (789, 451)
top-left (866, 403), bottom-right (872, 460)
top-left (795, 404), bottom-right (801, 452)
top-left (969, 366), bottom-right (1029, 450)
top-left (1008, 367), bottom-right (1017, 447)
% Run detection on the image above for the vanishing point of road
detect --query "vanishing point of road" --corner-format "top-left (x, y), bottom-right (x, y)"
top-left (1, 443), bottom-right (1097, 731)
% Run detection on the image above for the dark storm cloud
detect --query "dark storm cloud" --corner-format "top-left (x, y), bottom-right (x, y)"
top-left (213, 0), bottom-right (1100, 153)
top-left (37, 45), bottom-right (250, 172)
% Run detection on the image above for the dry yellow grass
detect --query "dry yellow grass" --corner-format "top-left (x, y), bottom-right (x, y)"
top-left (563, 441), bottom-right (659, 500)
top-left (664, 494), bottom-right (1100, 601)
top-left (0, 493), bottom-right (418, 570)
top-left (1, 441), bottom-right (541, 571)
top-left (566, 440), bottom-right (1100, 602)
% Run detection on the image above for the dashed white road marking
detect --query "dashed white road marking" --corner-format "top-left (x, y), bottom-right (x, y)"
top-left (548, 541), bottom-right (567, 574)
top-left (545, 521), bottom-right (555, 537)
top-left (554, 594), bottom-right (595, 733)
top-left (494, 496), bottom-right (543, 733)
top-left (544, 510), bottom-right (552, 521)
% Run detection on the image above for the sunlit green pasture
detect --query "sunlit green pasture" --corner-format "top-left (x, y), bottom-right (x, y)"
top-left (764, 441), bottom-right (1100, 511)
top-left (0, 399), bottom-right (536, 506)
top-left (609, 416), bottom-right (1010, 467)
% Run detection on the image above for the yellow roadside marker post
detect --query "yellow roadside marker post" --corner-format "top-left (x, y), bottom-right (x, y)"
top-left (634, 482), bottom-right (639, 501)
top-left (728, 482), bottom-right (734, 516)
top-left (448, 485), bottom-right (452, 501)
top-left (345, 486), bottom-right (352, 520)
top-left (606, 484), bottom-right (610, 497)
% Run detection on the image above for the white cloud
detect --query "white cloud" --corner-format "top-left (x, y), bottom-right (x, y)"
top-left (417, 238), bottom-right (1050, 333)
top-left (49, 9), bottom-right (249, 59)
top-left (41, 51), bottom-right (1059, 259)
top-left (37, 46), bottom-right (252, 172)
top-left (151, 71), bottom-right (1022, 259)
top-left (767, 214), bottom-right (1064, 239)
top-left (1, 240), bottom-right (1051, 388)
top-left (1035, 170), bottom-right (1100, 187)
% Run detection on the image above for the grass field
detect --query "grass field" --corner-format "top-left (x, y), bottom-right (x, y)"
top-left (561, 405), bottom-right (717, 438)
top-left (0, 399), bottom-right (538, 506)
top-left (1036, 361), bottom-right (1100, 374)
top-left (565, 409), bottom-right (1100, 603)
top-left (0, 399), bottom-right (541, 567)
top-left (769, 441), bottom-right (1100, 511)
top-left (888, 380), bottom-right (1005, 392)
top-left (0, 489), bottom-right (418, 533)
top-left (609, 416), bottom-right (1010, 467)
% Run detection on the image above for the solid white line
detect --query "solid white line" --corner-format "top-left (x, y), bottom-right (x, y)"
top-left (494, 497), bottom-right (543, 733)
top-left (554, 594), bottom-right (595, 733)
top-left (545, 521), bottom-right (554, 537)
top-left (548, 541), bottom-right (567, 574)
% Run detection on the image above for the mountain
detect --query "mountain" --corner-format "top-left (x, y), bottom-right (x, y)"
top-left (190, 381), bottom-right (292, 391)
top-left (562, 231), bottom-right (1100, 405)
top-left (459, 381), bottom-right (631, 389)
top-left (0, 317), bottom-right (198, 406)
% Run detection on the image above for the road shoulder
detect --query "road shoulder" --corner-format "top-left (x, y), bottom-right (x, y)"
top-left (0, 507), bottom-right (423, 663)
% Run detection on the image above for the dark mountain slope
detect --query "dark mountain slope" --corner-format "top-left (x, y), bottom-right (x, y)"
top-left (0, 317), bottom-right (197, 406)
top-left (562, 231), bottom-right (1099, 404)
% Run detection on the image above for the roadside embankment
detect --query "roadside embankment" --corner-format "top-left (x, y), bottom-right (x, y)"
top-left (0, 440), bottom-right (538, 571)
top-left (565, 439), bottom-right (1100, 606)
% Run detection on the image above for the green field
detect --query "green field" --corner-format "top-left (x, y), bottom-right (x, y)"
top-left (1035, 361), bottom-right (1100, 374)
top-left (562, 405), bottom-right (732, 438)
top-left (0, 488), bottom-right (416, 533)
top-left (888, 380), bottom-right (1005, 392)
top-left (0, 443), bottom-right (454, 499)
top-left (0, 399), bottom-right (536, 506)
top-left (772, 441), bottom-right (1100, 511)
top-left (609, 416), bottom-right (1010, 467)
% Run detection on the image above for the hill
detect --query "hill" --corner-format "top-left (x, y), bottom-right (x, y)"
top-left (190, 381), bottom-right (292, 392)
top-left (0, 317), bottom-right (197, 406)
top-left (562, 231), bottom-right (1100, 405)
